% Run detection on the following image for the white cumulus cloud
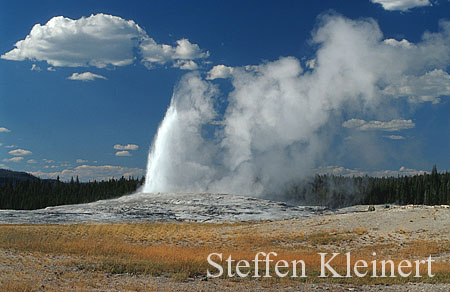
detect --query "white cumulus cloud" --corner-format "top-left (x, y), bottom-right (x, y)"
top-left (370, 0), bottom-right (431, 11)
top-left (343, 119), bottom-right (415, 131)
top-left (3, 157), bottom-right (24, 163)
top-left (8, 149), bottom-right (32, 156)
top-left (0, 127), bottom-right (11, 133)
top-left (76, 159), bottom-right (88, 163)
top-left (206, 65), bottom-right (234, 80)
top-left (113, 144), bottom-right (139, 150)
top-left (140, 38), bottom-right (208, 69)
top-left (115, 150), bottom-right (131, 157)
top-left (27, 159), bottom-right (37, 164)
top-left (173, 60), bottom-right (198, 70)
top-left (1, 14), bottom-right (208, 70)
top-left (2, 14), bottom-right (144, 68)
top-left (384, 38), bottom-right (415, 48)
top-left (67, 72), bottom-right (107, 81)
top-left (174, 39), bottom-right (208, 60)
top-left (382, 69), bottom-right (450, 104)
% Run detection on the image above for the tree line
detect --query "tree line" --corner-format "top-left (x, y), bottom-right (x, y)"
top-left (282, 166), bottom-right (449, 208)
top-left (0, 176), bottom-right (144, 210)
top-left (0, 166), bottom-right (448, 210)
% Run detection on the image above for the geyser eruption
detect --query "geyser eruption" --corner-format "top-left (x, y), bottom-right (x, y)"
top-left (144, 76), bottom-right (219, 193)
top-left (144, 14), bottom-right (450, 196)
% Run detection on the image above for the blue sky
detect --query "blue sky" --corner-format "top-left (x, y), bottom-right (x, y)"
top-left (0, 0), bottom-right (449, 181)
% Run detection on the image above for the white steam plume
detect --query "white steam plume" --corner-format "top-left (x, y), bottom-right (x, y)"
top-left (144, 14), bottom-right (450, 196)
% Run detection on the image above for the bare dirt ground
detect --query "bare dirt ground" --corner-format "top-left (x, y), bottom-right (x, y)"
top-left (0, 204), bottom-right (449, 291)
top-left (250, 204), bottom-right (450, 259)
top-left (1, 248), bottom-right (449, 292)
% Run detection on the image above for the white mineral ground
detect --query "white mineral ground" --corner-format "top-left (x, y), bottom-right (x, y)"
top-left (0, 192), bottom-right (343, 224)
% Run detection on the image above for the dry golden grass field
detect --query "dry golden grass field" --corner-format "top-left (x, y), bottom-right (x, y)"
top-left (0, 205), bottom-right (449, 291)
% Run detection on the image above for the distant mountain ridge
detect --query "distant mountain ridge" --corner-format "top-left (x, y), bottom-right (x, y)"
top-left (0, 169), bottom-right (39, 185)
